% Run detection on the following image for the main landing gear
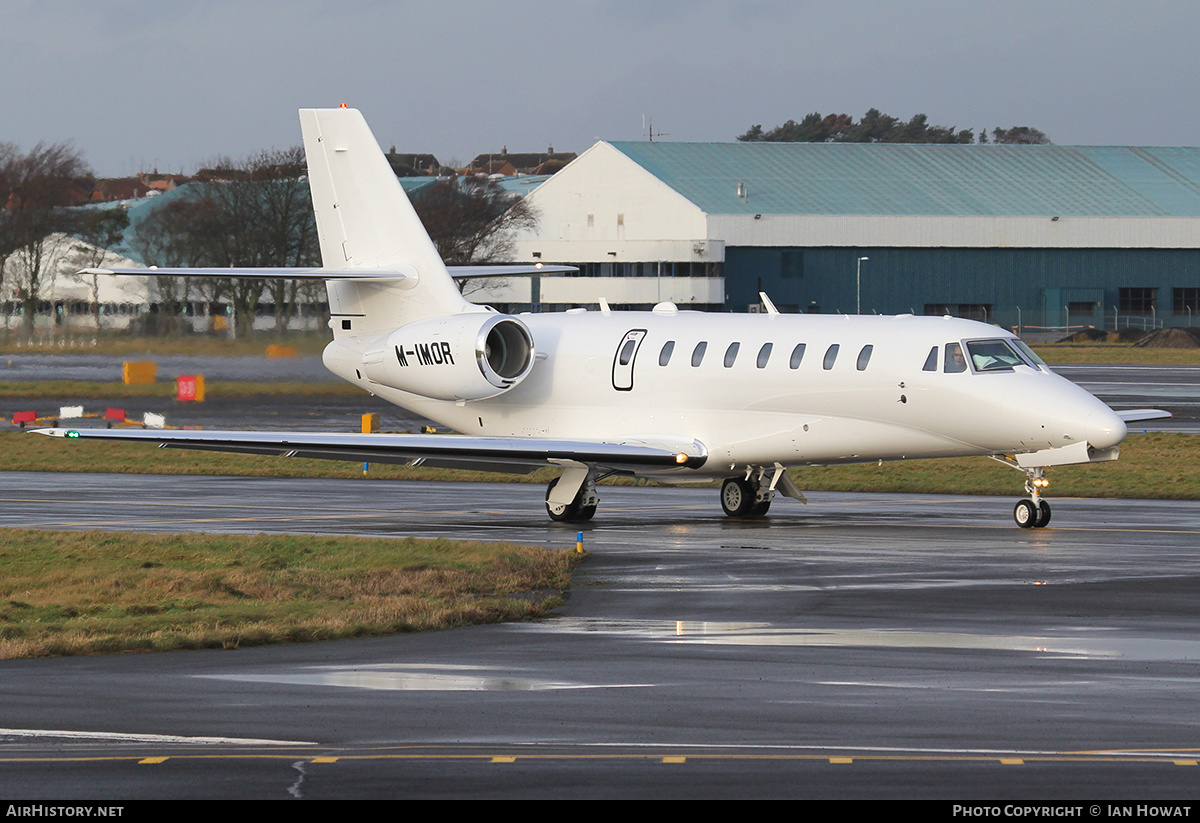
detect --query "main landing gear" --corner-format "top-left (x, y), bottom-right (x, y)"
top-left (1013, 467), bottom-right (1051, 529)
top-left (720, 471), bottom-right (774, 518)
top-left (545, 474), bottom-right (598, 523)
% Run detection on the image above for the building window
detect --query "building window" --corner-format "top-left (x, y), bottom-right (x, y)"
top-left (924, 304), bottom-right (992, 321)
top-left (1119, 288), bottom-right (1157, 314)
top-left (1173, 288), bottom-right (1200, 315)
top-left (781, 251), bottom-right (803, 279)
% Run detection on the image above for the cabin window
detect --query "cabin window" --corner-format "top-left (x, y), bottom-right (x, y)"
top-left (724, 342), bottom-right (740, 368)
top-left (659, 340), bottom-right (675, 366)
top-left (618, 338), bottom-right (637, 366)
top-left (922, 346), bottom-right (938, 371)
top-left (944, 342), bottom-right (967, 373)
top-left (822, 344), bottom-right (839, 370)
top-left (756, 343), bottom-right (773, 369)
top-left (856, 345), bottom-right (873, 371)
top-left (789, 343), bottom-right (806, 369)
top-left (691, 342), bottom-right (707, 367)
top-left (966, 339), bottom-right (1025, 372)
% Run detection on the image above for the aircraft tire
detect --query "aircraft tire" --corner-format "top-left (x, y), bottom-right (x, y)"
top-left (721, 477), bottom-right (757, 518)
top-left (1014, 499), bottom-right (1037, 528)
top-left (1034, 500), bottom-right (1052, 528)
top-left (750, 498), bottom-right (771, 517)
top-left (546, 478), bottom-right (581, 522)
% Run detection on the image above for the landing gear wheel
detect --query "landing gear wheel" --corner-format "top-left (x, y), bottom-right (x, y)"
top-left (1035, 500), bottom-right (1051, 528)
top-left (1014, 499), bottom-right (1037, 528)
top-left (545, 478), bottom-right (596, 523)
top-left (721, 477), bottom-right (757, 518)
top-left (750, 498), bottom-right (772, 517)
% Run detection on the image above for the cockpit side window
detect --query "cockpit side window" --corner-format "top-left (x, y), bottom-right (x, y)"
top-left (944, 342), bottom-right (967, 373)
top-left (922, 346), bottom-right (938, 372)
top-left (1010, 338), bottom-right (1047, 371)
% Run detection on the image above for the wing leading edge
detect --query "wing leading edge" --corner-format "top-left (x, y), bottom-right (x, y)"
top-left (33, 428), bottom-right (708, 474)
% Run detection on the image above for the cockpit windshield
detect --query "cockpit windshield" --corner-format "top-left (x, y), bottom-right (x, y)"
top-left (965, 339), bottom-right (1028, 372)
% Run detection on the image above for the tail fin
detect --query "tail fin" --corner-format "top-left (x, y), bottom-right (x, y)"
top-left (299, 108), bottom-right (470, 335)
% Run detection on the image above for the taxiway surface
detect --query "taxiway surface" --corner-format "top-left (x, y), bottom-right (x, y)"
top-left (1, 474), bottom-right (1199, 799)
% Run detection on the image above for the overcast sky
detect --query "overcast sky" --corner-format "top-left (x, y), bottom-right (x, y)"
top-left (5, 0), bottom-right (1199, 177)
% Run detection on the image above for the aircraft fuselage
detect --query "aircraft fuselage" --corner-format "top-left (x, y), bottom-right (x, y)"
top-left (323, 308), bottom-right (1125, 477)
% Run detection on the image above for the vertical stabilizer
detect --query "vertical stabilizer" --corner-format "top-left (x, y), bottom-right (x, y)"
top-left (299, 108), bottom-right (470, 334)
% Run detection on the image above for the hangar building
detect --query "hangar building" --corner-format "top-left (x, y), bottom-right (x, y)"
top-left (502, 141), bottom-right (1200, 330)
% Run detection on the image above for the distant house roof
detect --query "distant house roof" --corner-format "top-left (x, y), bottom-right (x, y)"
top-left (91, 178), bottom-right (153, 202)
top-left (467, 148), bottom-right (577, 176)
top-left (608, 142), bottom-right (1200, 217)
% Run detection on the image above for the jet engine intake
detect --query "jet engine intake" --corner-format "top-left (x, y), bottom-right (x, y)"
top-left (360, 312), bottom-right (535, 401)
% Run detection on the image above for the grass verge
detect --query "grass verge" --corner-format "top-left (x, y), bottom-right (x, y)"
top-left (1031, 344), bottom-right (1200, 365)
top-left (0, 529), bottom-right (580, 659)
top-left (0, 380), bottom-right (361, 400)
top-left (2, 430), bottom-right (1196, 499)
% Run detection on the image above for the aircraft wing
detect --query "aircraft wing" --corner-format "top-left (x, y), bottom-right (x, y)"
top-left (32, 428), bottom-right (708, 474)
top-left (1116, 408), bottom-right (1173, 423)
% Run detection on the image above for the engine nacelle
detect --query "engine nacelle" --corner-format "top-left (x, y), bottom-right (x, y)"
top-left (360, 312), bottom-right (535, 401)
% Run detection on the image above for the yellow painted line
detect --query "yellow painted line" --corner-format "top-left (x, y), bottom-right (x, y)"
top-left (311, 756), bottom-right (339, 763)
top-left (1, 752), bottom-right (1199, 766)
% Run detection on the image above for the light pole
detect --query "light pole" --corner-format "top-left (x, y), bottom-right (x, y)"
top-left (856, 256), bottom-right (869, 315)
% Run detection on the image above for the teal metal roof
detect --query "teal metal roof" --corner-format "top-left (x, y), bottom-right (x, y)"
top-left (609, 142), bottom-right (1200, 217)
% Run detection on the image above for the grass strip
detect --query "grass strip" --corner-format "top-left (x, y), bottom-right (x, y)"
top-left (0, 380), bottom-right (361, 400)
top-left (2, 431), bottom-right (1196, 499)
top-left (0, 529), bottom-right (580, 659)
top-left (1, 335), bottom-right (331, 357)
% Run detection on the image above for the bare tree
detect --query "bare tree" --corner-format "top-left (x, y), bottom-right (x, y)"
top-left (412, 176), bottom-right (537, 264)
top-left (71, 206), bottom-right (129, 329)
top-left (129, 147), bottom-right (318, 337)
top-left (0, 142), bottom-right (92, 335)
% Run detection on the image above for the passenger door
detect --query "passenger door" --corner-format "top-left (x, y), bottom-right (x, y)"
top-left (612, 329), bottom-right (647, 391)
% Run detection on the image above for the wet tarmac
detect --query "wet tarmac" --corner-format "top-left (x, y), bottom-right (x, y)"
top-left (1, 475), bottom-right (1199, 799)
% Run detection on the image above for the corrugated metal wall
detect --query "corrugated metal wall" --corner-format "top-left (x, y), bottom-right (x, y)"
top-left (724, 246), bottom-right (1200, 330)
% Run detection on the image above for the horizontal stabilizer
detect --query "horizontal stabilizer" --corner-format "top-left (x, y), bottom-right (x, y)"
top-left (1116, 408), bottom-right (1173, 423)
top-left (33, 428), bottom-right (709, 472)
top-left (79, 263), bottom-right (575, 281)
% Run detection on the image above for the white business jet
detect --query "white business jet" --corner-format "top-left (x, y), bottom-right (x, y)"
top-left (42, 107), bottom-right (1169, 528)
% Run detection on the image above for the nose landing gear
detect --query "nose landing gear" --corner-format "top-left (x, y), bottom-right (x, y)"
top-left (1013, 468), bottom-right (1051, 528)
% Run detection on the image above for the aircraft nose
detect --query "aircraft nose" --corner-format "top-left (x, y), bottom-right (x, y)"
top-left (1086, 406), bottom-right (1127, 450)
